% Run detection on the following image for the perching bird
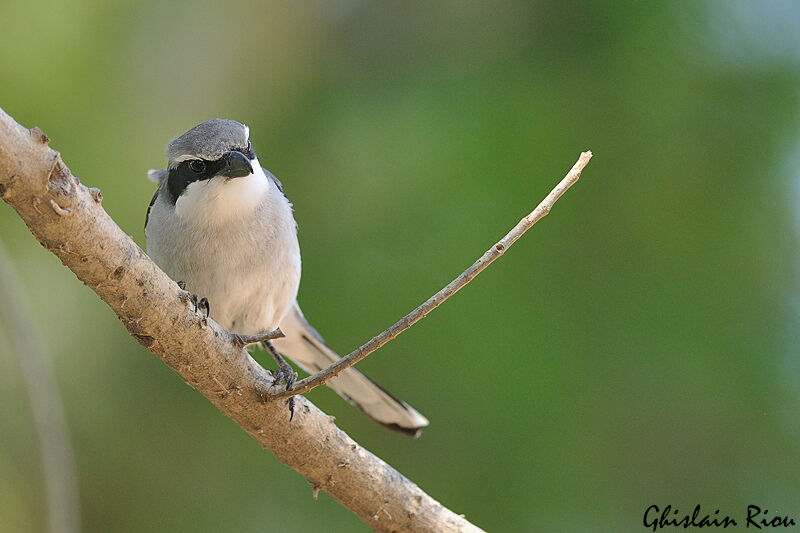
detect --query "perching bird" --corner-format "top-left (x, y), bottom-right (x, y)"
top-left (144, 119), bottom-right (428, 436)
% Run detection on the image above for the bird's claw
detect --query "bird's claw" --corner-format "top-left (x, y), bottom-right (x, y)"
top-left (287, 397), bottom-right (295, 421)
top-left (177, 281), bottom-right (209, 319)
top-left (271, 362), bottom-right (297, 421)
top-left (198, 297), bottom-right (210, 318)
top-left (271, 362), bottom-right (297, 390)
top-left (186, 292), bottom-right (210, 319)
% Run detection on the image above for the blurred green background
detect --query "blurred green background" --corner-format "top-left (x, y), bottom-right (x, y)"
top-left (2, 1), bottom-right (800, 531)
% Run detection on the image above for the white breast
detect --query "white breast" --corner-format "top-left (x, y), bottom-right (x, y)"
top-left (174, 158), bottom-right (270, 222)
top-left (146, 160), bottom-right (301, 335)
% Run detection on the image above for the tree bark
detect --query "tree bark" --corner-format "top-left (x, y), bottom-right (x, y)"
top-left (0, 108), bottom-right (485, 533)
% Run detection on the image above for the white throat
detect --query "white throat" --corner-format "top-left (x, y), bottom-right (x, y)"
top-left (174, 157), bottom-right (269, 223)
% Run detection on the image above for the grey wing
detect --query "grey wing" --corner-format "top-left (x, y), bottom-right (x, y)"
top-left (273, 302), bottom-right (429, 437)
top-left (261, 167), bottom-right (283, 193)
top-left (145, 189), bottom-right (158, 231)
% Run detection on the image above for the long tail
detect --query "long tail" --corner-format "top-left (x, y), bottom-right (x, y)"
top-left (272, 303), bottom-right (429, 437)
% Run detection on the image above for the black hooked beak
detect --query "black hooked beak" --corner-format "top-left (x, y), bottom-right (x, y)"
top-left (220, 150), bottom-right (253, 178)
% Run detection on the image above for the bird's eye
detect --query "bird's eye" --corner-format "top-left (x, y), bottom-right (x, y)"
top-left (188, 160), bottom-right (205, 173)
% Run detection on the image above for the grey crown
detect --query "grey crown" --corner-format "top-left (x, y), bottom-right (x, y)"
top-left (166, 119), bottom-right (249, 164)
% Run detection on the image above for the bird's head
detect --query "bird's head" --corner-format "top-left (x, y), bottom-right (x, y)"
top-left (163, 119), bottom-right (270, 222)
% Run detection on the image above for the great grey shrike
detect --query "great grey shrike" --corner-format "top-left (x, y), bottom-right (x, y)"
top-left (144, 119), bottom-right (428, 436)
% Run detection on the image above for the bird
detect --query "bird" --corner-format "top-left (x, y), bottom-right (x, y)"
top-left (144, 119), bottom-right (429, 436)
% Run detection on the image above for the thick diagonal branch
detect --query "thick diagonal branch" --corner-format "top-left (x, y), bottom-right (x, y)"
top-left (269, 151), bottom-right (592, 401)
top-left (0, 108), bottom-right (485, 533)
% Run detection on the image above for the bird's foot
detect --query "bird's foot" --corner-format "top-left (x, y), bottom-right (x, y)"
top-left (193, 296), bottom-right (210, 318)
top-left (271, 361), bottom-right (297, 391)
top-left (270, 358), bottom-right (297, 421)
top-left (177, 281), bottom-right (210, 319)
top-left (258, 340), bottom-right (298, 420)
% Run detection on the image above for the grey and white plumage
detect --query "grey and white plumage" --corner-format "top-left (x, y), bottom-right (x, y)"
top-left (145, 119), bottom-right (428, 436)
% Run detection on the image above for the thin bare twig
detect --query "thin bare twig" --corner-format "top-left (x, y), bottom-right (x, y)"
top-left (269, 151), bottom-right (593, 401)
top-left (0, 239), bottom-right (81, 533)
top-left (230, 328), bottom-right (284, 348)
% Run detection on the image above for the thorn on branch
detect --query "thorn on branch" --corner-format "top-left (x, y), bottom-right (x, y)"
top-left (30, 126), bottom-right (49, 145)
top-left (88, 187), bottom-right (103, 203)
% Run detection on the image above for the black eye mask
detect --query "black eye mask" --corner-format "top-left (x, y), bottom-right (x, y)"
top-left (167, 149), bottom-right (253, 205)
